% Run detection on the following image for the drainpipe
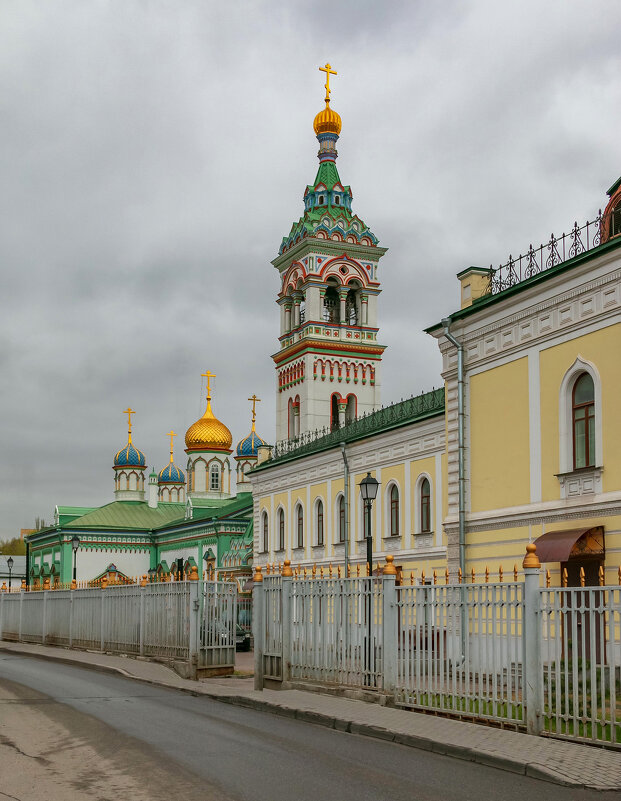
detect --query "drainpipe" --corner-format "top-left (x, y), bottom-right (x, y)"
top-left (441, 318), bottom-right (465, 579)
top-left (340, 443), bottom-right (350, 577)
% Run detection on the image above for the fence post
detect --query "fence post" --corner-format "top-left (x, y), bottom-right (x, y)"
top-left (523, 543), bottom-right (543, 735)
top-left (42, 589), bottom-right (48, 645)
top-left (69, 585), bottom-right (74, 648)
top-left (100, 576), bottom-right (107, 651)
top-left (382, 555), bottom-right (398, 697)
top-left (139, 577), bottom-right (146, 657)
top-left (0, 590), bottom-right (3, 641)
top-left (281, 561), bottom-right (293, 687)
top-left (253, 565), bottom-right (264, 691)
top-left (188, 568), bottom-right (200, 679)
top-left (18, 588), bottom-right (23, 642)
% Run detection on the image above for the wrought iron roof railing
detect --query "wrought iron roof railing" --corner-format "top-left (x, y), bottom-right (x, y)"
top-left (270, 387), bottom-right (445, 463)
top-left (489, 213), bottom-right (603, 295)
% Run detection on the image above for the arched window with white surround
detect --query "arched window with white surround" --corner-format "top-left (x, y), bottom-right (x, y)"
top-left (296, 504), bottom-right (304, 548)
top-left (315, 499), bottom-right (324, 546)
top-left (210, 462), bottom-right (220, 491)
top-left (414, 473), bottom-right (433, 535)
top-left (558, 357), bottom-right (602, 480)
top-left (277, 508), bottom-right (285, 551)
top-left (389, 484), bottom-right (399, 537)
top-left (261, 511), bottom-right (269, 553)
top-left (337, 495), bottom-right (345, 543)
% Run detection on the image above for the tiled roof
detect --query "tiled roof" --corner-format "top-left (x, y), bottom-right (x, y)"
top-left (64, 501), bottom-right (185, 531)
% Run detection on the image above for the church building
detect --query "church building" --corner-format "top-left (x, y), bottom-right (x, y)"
top-left (249, 64), bottom-right (621, 589)
top-left (26, 377), bottom-right (265, 588)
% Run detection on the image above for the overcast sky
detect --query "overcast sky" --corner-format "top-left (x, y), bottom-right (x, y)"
top-left (1, 0), bottom-right (620, 539)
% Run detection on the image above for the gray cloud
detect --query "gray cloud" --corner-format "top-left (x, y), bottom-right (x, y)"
top-left (1, 0), bottom-right (620, 537)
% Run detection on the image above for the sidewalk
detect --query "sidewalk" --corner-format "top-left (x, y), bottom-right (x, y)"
top-left (1, 641), bottom-right (619, 791)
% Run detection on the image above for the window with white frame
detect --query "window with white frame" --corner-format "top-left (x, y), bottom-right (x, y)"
top-left (296, 504), bottom-right (304, 548)
top-left (337, 495), bottom-right (345, 543)
top-left (210, 463), bottom-right (220, 491)
top-left (389, 484), bottom-right (399, 536)
top-left (278, 508), bottom-right (285, 551)
top-left (559, 357), bottom-right (602, 475)
top-left (262, 511), bottom-right (269, 553)
top-left (315, 499), bottom-right (324, 546)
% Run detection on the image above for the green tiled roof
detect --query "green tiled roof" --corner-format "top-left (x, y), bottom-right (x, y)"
top-left (56, 506), bottom-right (97, 526)
top-left (65, 501), bottom-right (185, 531)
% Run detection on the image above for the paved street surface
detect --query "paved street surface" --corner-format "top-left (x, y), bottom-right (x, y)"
top-left (0, 652), bottom-right (615, 800)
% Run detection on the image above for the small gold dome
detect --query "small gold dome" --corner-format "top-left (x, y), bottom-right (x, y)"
top-left (185, 400), bottom-right (232, 452)
top-left (313, 102), bottom-right (342, 136)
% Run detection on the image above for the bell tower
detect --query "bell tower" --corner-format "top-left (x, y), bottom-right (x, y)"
top-left (272, 64), bottom-right (388, 442)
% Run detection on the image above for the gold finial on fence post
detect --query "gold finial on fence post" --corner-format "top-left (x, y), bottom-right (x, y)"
top-left (1, 582), bottom-right (6, 592)
top-left (579, 567), bottom-right (585, 587)
top-left (471, 568), bottom-right (475, 584)
top-left (598, 565), bottom-right (604, 586)
top-left (545, 569), bottom-right (551, 588)
top-left (383, 554), bottom-right (397, 575)
top-left (282, 560), bottom-right (293, 577)
top-left (484, 566), bottom-right (489, 583)
top-left (328, 563), bottom-right (333, 578)
top-left (189, 565), bottom-right (199, 581)
top-left (513, 564), bottom-right (518, 582)
top-left (21, 579), bottom-right (26, 590)
top-left (43, 577), bottom-right (50, 590)
top-left (140, 575), bottom-right (147, 587)
top-left (499, 565), bottom-right (503, 583)
top-left (303, 567), bottom-right (307, 579)
top-left (421, 569), bottom-right (425, 585)
top-left (337, 565), bottom-right (341, 578)
top-left (562, 567), bottom-right (568, 587)
top-left (458, 567), bottom-right (462, 584)
top-left (253, 564), bottom-right (263, 583)
top-left (320, 565), bottom-right (324, 578)
top-left (101, 575), bottom-right (108, 589)
top-left (522, 543), bottom-right (540, 570)
top-left (445, 568), bottom-right (449, 585)
top-left (356, 564), bottom-right (360, 577)
top-left (410, 571), bottom-right (414, 586)
top-left (70, 579), bottom-right (77, 590)
top-left (433, 570), bottom-right (437, 585)
top-left (312, 563), bottom-right (317, 578)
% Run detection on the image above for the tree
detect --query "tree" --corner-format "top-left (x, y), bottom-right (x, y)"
top-left (0, 537), bottom-right (27, 555)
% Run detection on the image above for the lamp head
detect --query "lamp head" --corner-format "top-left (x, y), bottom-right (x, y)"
top-left (6, 556), bottom-right (13, 570)
top-left (359, 471), bottom-right (379, 502)
top-left (71, 535), bottom-right (80, 552)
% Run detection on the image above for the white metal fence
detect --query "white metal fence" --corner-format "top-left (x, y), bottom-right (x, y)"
top-left (253, 559), bottom-right (621, 748)
top-left (0, 579), bottom-right (237, 677)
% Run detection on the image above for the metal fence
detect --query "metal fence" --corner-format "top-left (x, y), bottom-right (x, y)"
top-left (540, 586), bottom-right (621, 747)
top-left (0, 578), bottom-right (237, 677)
top-left (290, 577), bottom-right (383, 688)
top-left (253, 556), bottom-right (621, 748)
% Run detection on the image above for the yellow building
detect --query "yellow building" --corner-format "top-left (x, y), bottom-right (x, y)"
top-left (250, 68), bottom-right (621, 588)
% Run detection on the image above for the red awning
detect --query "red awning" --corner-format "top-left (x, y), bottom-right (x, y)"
top-left (533, 528), bottom-right (594, 563)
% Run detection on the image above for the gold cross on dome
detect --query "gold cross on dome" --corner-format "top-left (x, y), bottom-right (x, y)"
top-left (167, 430), bottom-right (176, 462)
top-left (201, 370), bottom-right (216, 400)
top-left (248, 394), bottom-right (261, 428)
top-left (319, 63), bottom-right (337, 104)
top-left (122, 407), bottom-right (135, 442)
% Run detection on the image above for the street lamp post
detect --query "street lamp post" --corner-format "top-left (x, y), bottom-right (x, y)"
top-left (7, 556), bottom-right (13, 590)
top-left (71, 535), bottom-right (80, 582)
top-left (359, 472), bottom-right (379, 577)
top-left (359, 472), bottom-right (379, 686)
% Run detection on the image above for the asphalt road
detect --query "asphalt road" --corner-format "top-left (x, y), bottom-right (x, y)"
top-left (0, 653), bottom-right (607, 801)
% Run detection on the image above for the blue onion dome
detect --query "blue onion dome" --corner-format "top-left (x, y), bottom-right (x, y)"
top-left (114, 441), bottom-right (146, 468)
top-left (158, 461), bottom-right (186, 484)
top-left (236, 428), bottom-right (267, 457)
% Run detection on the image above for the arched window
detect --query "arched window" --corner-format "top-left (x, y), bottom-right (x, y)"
top-left (573, 373), bottom-right (595, 469)
top-left (296, 505), bottom-right (304, 548)
top-left (278, 508), bottom-right (285, 551)
top-left (323, 283), bottom-right (339, 323)
top-left (331, 394), bottom-right (340, 431)
top-left (316, 500), bottom-right (324, 546)
top-left (210, 463), bottom-right (220, 491)
top-left (345, 288), bottom-right (358, 325)
top-left (390, 485), bottom-right (399, 536)
top-left (345, 394), bottom-right (356, 425)
top-left (338, 495), bottom-right (345, 542)
top-left (262, 511), bottom-right (269, 553)
top-left (420, 478), bottom-right (431, 533)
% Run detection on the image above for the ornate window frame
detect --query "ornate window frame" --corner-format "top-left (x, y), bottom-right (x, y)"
top-left (557, 357), bottom-right (603, 498)
top-left (261, 510), bottom-right (269, 554)
top-left (414, 473), bottom-right (433, 536)
top-left (276, 506), bottom-right (286, 552)
top-left (314, 497), bottom-right (325, 547)
top-left (384, 481), bottom-right (401, 538)
top-left (294, 502), bottom-right (304, 549)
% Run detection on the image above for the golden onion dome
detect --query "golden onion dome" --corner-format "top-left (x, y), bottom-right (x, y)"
top-left (185, 399), bottom-right (233, 452)
top-left (313, 102), bottom-right (342, 136)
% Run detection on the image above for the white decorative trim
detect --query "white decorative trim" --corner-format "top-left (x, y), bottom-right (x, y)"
top-left (434, 453), bottom-right (442, 548)
top-left (384, 479), bottom-right (401, 539)
top-left (557, 467), bottom-right (603, 499)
